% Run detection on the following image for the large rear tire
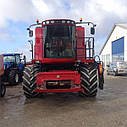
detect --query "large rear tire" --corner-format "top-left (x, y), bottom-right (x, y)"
top-left (0, 77), bottom-right (6, 97)
top-left (0, 84), bottom-right (6, 97)
top-left (9, 70), bottom-right (19, 85)
top-left (80, 63), bottom-right (98, 97)
top-left (22, 65), bottom-right (40, 98)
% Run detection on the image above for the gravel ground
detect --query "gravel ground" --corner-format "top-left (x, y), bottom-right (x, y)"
top-left (0, 74), bottom-right (127, 127)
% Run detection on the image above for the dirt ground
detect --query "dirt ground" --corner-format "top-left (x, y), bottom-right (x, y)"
top-left (0, 74), bottom-right (127, 127)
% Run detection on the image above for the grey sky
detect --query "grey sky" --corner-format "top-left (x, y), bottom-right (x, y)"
top-left (0, 0), bottom-right (127, 56)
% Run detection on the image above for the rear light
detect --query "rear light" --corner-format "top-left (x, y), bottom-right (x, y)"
top-left (99, 64), bottom-right (103, 74)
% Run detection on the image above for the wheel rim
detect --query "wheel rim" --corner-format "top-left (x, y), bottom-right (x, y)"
top-left (15, 74), bottom-right (19, 83)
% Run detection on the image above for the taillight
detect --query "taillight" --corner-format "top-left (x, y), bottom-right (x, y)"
top-left (99, 64), bottom-right (103, 74)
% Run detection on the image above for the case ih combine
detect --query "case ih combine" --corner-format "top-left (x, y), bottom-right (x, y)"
top-left (23, 18), bottom-right (104, 98)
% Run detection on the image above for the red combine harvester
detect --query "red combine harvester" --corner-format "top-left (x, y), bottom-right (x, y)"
top-left (23, 18), bottom-right (104, 98)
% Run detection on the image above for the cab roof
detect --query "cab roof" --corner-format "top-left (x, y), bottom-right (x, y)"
top-left (42, 19), bottom-right (75, 25)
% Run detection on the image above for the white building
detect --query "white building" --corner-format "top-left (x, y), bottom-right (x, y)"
top-left (100, 23), bottom-right (127, 68)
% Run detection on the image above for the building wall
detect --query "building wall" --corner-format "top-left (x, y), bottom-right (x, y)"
top-left (112, 37), bottom-right (124, 62)
top-left (100, 25), bottom-right (127, 68)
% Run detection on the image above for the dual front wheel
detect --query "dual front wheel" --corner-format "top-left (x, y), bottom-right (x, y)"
top-left (9, 70), bottom-right (19, 85)
top-left (80, 64), bottom-right (98, 97)
top-left (23, 64), bottom-right (98, 98)
top-left (0, 77), bottom-right (6, 97)
top-left (23, 65), bottom-right (40, 98)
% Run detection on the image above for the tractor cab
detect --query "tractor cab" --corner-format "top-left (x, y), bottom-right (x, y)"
top-left (3, 54), bottom-right (21, 69)
top-left (42, 20), bottom-right (75, 59)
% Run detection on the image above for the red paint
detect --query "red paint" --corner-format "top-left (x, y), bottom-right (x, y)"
top-left (80, 59), bottom-right (94, 63)
top-left (35, 70), bottom-right (82, 93)
top-left (34, 27), bottom-right (43, 60)
top-left (34, 88), bottom-right (84, 93)
top-left (41, 58), bottom-right (75, 64)
top-left (42, 23), bottom-right (75, 27)
top-left (76, 27), bottom-right (86, 60)
top-left (42, 19), bottom-right (75, 22)
top-left (42, 19), bottom-right (75, 27)
top-left (36, 70), bottom-right (81, 86)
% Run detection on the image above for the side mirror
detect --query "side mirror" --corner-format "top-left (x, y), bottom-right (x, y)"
top-left (29, 30), bottom-right (33, 37)
top-left (90, 27), bottom-right (95, 35)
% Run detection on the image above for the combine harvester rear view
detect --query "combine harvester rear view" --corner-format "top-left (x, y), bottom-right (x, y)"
top-left (23, 18), bottom-right (104, 98)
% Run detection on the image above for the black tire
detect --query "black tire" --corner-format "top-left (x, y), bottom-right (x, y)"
top-left (9, 70), bottom-right (19, 85)
top-left (22, 65), bottom-right (40, 98)
top-left (107, 71), bottom-right (109, 75)
top-left (113, 71), bottom-right (118, 76)
top-left (80, 63), bottom-right (98, 97)
top-left (0, 77), bottom-right (6, 97)
top-left (0, 84), bottom-right (6, 97)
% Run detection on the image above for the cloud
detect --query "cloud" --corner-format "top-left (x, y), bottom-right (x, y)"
top-left (0, 30), bottom-right (15, 42)
top-left (0, 0), bottom-right (127, 29)
top-left (0, 0), bottom-right (33, 27)
top-left (0, 0), bottom-right (127, 57)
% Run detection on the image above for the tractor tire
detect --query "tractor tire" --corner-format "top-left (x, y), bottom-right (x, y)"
top-left (0, 84), bottom-right (6, 97)
top-left (107, 71), bottom-right (110, 75)
top-left (9, 70), bottom-right (19, 85)
top-left (22, 65), bottom-right (40, 98)
top-left (80, 63), bottom-right (98, 97)
top-left (0, 77), bottom-right (6, 97)
top-left (113, 71), bottom-right (117, 76)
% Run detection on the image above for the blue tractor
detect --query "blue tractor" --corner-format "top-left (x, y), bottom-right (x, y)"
top-left (2, 53), bottom-right (26, 85)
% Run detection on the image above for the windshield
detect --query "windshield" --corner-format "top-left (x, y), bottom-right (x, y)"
top-left (43, 24), bottom-right (75, 58)
top-left (4, 56), bottom-right (15, 62)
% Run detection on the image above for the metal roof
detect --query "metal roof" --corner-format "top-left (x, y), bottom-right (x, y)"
top-left (99, 23), bottom-right (127, 55)
top-left (116, 23), bottom-right (127, 30)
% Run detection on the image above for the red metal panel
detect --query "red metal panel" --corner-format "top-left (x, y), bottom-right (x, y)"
top-left (34, 88), bottom-right (84, 93)
top-left (35, 27), bottom-right (43, 38)
top-left (80, 59), bottom-right (94, 63)
top-left (41, 58), bottom-right (75, 63)
top-left (35, 70), bottom-right (82, 93)
top-left (34, 38), bottom-right (43, 60)
top-left (76, 27), bottom-right (86, 60)
top-left (34, 27), bottom-right (43, 60)
top-left (35, 71), bottom-right (81, 93)
top-left (36, 70), bottom-right (80, 85)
